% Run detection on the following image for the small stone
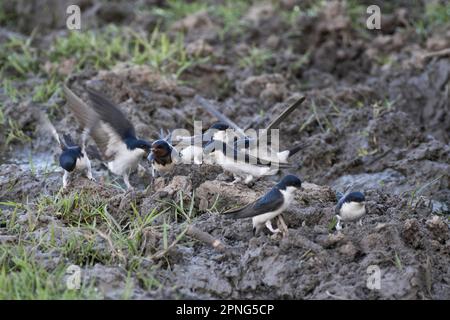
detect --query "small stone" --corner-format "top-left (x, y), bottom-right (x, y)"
top-left (339, 242), bottom-right (358, 259)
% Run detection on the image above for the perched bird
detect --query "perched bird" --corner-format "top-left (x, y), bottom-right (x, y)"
top-left (148, 138), bottom-right (180, 176)
top-left (63, 85), bottom-right (152, 190)
top-left (39, 113), bottom-right (94, 188)
top-left (204, 140), bottom-right (293, 184)
top-left (335, 191), bottom-right (366, 230)
top-left (224, 175), bottom-right (302, 235)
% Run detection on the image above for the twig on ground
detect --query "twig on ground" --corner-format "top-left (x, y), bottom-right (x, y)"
top-left (186, 225), bottom-right (229, 253)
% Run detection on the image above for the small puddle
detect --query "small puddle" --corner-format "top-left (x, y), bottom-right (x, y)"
top-left (1, 149), bottom-right (59, 173)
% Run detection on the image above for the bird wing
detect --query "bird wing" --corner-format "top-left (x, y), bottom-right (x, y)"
top-left (62, 133), bottom-right (78, 147)
top-left (63, 85), bottom-right (124, 161)
top-left (63, 85), bottom-right (99, 131)
top-left (38, 112), bottom-right (65, 150)
top-left (206, 141), bottom-right (294, 168)
top-left (86, 88), bottom-right (136, 140)
top-left (224, 188), bottom-right (284, 219)
top-left (335, 196), bottom-right (346, 214)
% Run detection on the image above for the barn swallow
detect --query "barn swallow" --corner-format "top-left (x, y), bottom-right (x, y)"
top-left (335, 191), bottom-right (366, 230)
top-left (147, 138), bottom-right (180, 177)
top-left (39, 113), bottom-right (94, 189)
top-left (224, 175), bottom-right (302, 235)
top-left (204, 140), bottom-right (293, 184)
top-left (63, 85), bottom-right (151, 190)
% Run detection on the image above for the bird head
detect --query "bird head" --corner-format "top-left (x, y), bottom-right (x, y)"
top-left (277, 175), bottom-right (302, 190)
top-left (136, 140), bottom-right (152, 158)
top-left (59, 152), bottom-right (78, 172)
top-left (345, 192), bottom-right (365, 203)
top-left (209, 122), bottom-right (230, 131)
top-left (148, 139), bottom-right (172, 161)
top-left (204, 122), bottom-right (230, 142)
top-left (126, 139), bottom-right (152, 157)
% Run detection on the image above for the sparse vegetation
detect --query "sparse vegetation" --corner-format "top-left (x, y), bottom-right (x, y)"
top-left (0, 0), bottom-right (449, 300)
top-left (5, 119), bottom-right (32, 146)
top-left (0, 35), bottom-right (38, 77)
top-left (415, 2), bottom-right (450, 38)
top-left (239, 46), bottom-right (273, 72)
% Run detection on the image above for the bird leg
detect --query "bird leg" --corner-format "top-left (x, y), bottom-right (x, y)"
top-left (277, 215), bottom-right (289, 235)
top-left (225, 176), bottom-right (241, 186)
top-left (335, 215), bottom-right (343, 231)
top-left (253, 225), bottom-right (263, 236)
top-left (63, 171), bottom-right (71, 189)
top-left (85, 158), bottom-right (95, 181)
top-left (123, 173), bottom-right (133, 190)
top-left (244, 175), bottom-right (254, 185)
top-left (265, 220), bottom-right (280, 234)
top-left (150, 164), bottom-right (156, 178)
top-left (138, 164), bottom-right (149, 177)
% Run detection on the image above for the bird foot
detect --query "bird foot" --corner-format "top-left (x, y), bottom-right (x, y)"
top-left (225, 178), bottom-right (241, 186)
top-left (244, 176), bottom-right (254, 185)
top-left (277, 215), bottom-right (289, 236)
top-left (335, 215), bottom-right (343, 231)
top-left (265, 220), bottom-right (281, 234)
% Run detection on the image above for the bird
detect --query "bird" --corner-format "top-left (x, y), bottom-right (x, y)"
top-left (204, 139), bottom-right (294, 184)
top-left (234, 138), bottom-right (308, 164)
top-left (39, 113), bottom-right (94, 188)
top-left (58, 134), bottom-right (95, 188)
top-left (223, 175), bottom-right (302, 236)
top-left (147, 138), bottom-right (180, 177)
top-left (200, 122), bottom-right (308, 165)
top-left (335, 191), bottom-right (366, 230)
top-left (202, 121), bottom-right (236, 144)
top-left (173, 121), bottom-right (234, 165)
top-left (63, 85), bottom-right (152, 190)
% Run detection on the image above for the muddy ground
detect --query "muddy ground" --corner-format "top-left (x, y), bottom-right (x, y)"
top-left (0, 0), bottom-right (449, 299)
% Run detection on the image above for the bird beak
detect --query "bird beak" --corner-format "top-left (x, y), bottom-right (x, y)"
top-left (147, 152), bottom-right (155, 162)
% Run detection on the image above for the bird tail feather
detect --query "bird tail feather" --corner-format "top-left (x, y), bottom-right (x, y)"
top-left (223, 204), bottom-right (251, 219)
top-left (287, 141), bottom-right (309, 158)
